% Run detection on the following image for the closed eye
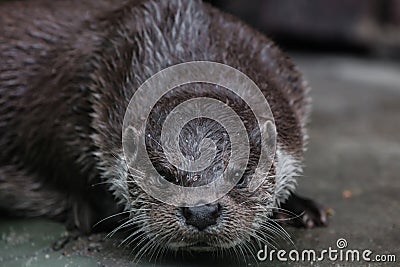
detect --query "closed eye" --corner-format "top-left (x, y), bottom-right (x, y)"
top-left (233, 171), bottom-right (247, 188)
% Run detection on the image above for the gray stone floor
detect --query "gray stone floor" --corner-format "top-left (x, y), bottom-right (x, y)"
top-left (0, 54), bottom-right (399, 266)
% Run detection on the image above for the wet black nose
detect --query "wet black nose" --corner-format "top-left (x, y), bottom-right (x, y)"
top-left (182, 204), bottom-right (222, 231)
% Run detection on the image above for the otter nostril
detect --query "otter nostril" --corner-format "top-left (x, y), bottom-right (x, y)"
top-left (182, 206), bottom-right (192, 219)
top-left (181, 204), bottom-right (221, 231)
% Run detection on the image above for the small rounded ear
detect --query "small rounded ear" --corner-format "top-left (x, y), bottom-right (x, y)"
top-left (262, 120), bottom-right (277, 157)
top-left (122, 125), bottom-right (139, 164)
top-left (248, 119), bottom-right (276, 192)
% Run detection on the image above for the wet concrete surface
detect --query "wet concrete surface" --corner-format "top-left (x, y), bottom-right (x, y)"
top-left (0, 54), bottom-right (399, 266)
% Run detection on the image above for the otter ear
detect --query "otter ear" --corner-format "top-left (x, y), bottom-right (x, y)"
top-left (260, 120), bottom-right (277, 157)
top-left (122, 126), bottom-right (140, 163)
top-left (248, 119), bottom-right (276, 192)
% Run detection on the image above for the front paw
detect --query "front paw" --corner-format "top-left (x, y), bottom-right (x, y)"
top-left (273, 194), bottom-right (329, 228)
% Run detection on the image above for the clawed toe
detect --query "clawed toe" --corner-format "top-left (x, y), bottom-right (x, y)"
top-left (273, 193), bottom-right (329, 228)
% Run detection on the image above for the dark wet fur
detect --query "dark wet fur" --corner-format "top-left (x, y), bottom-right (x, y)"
top-left (0, 0), bottom-right (318, 254)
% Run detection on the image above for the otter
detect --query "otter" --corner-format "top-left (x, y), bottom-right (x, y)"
top-left (0, 0), bottom-right (327, 254)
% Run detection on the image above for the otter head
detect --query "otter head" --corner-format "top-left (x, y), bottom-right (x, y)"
top-left (116, 83), bottom-right (295, 254)
top-left (89, 0), bottom-right (306, 255)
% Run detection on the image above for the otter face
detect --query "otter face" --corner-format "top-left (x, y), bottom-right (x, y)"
top-left (121, 96), bottom-right (284, 253)
top-left (142, 120), bottom-right (274, 251)
top-left (125, 162), bottom-right (277, 252)
top-left (127, 184), bottom-right (277, 252)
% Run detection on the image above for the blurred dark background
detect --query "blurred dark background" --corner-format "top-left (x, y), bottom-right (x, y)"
top-left (206, 0), bottom-right (400, 58)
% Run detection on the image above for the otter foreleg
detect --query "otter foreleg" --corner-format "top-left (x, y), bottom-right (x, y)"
top-left (273, 193), bottom-right (328, 228)
top-left (0, 164), bottom-right (68, 219)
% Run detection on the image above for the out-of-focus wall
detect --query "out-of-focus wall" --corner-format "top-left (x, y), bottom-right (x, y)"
top-left (207, 0), bottom-right (400, 57)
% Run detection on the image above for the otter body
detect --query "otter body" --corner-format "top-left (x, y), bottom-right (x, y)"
top-left (0, 0), bottom-right (325, 251)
